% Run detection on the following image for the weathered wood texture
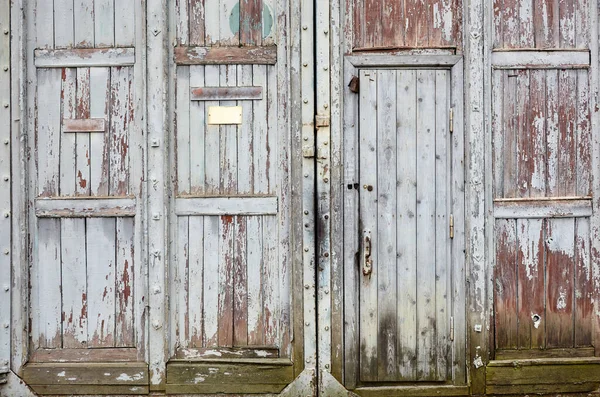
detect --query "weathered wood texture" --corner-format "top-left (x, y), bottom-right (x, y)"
top-left (358, 69), bottom-right (453, 382)
top-left (351, 0), bottom-right (462, 50)
top-left (175, 0), bottom-right (276, 46)
top-left (35, 0), bottom-right (136, 49)
top-left (493, 0), bottom-right (590, 49)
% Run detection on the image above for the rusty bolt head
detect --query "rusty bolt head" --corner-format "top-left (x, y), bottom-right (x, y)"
top-left (3, 67), bottom-right (7, 72)
top-left (3, 29), bottom-right (8, 35)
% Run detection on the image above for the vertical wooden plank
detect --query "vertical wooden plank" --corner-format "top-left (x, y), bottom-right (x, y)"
top-left (381, 0), bottom-right (403, 47)
top-left (519, 0), bottom-right (534, 46)
top-left (203, 216), bottom-right (219, 347)
top-left (175, 216), bottom-right (190, 348)
top-left (86, 217), bottom-right (116, 347)
top-left (558, 69), bottom-right (577, 196)
top-left (535, 0), bottom-right (560, 47)
top-left (415, 70), bottom-right (437, 380)
top-left (574, 217), bottom-right (592, 346)
top-left (353, 0), bottom-right (365, 49)
top-left (575, 0), bottom-right (589, 48)
top-left (503, 72), bottom-right (518, 198)
top-left (37, 69), bottom-right (62, 197)
top-left (238, 65), bottom-right (254, 195)
top-left (375, 70), bottom-right (397, 381)
top-left (262, 215), bottom-right (279, 347)
top-left (363, 0), bottom-right (381, 47)
top-left (559, 0), bottom-right (576, 48)
top-left (234, 216), bottom-right (248, 346)
top-left (115, 0), bottom-right (136, 47)
top-left (95, 0), bottom-right (115, 48)
top-left (89, 67), bottom-right (110, 196)
top-left (359, 69), bottom-right (378, 382)
top-left (219, 65), bottom-right (238, 194)
top-left (176, 66), bottom-right (191, 195)
top-left (495, 219), bottom-right (518, 350)
top-left (492, 70), bottom-right (504, 197)
top-left (115, 217), bottom-right (135, 347)
top-left (493, 0), bottom-right (503, 48)
top-left (204, 65), bottom-right (220, 194)
top-left (502, 0), bottom-right (520, 47)
top-left (546, 218), bottom-right (575, 348)
top-left (221, 0), bottom-right (238, 45)
top-left (36, 0), bottom-right (55, 49)
top-left (266, 64), bottom-right (277, 194)
top-left (434, 70), bottom-right (449, 380)
top-left (176, 0), bottom-right (190, 45)
top-left (189, 66), bottom-right (205, 194)
top-left (76, 68), bottom-right (91, 196)
top-left (188, 216), bottom-right (204, 347)
top-left (546, 69), bottom-right (560, 196)
top-left (240, 0), bottom-right (263, 45)
top-left (529, 70), bottom-right (547, 198)
top-left (516, 219), bottom-right (545, 350)
top-left (60, 68), bottom-right (77, 196)
top-left (396, 69), bottom-right (417, 380)
top-left (253, 65), bottom-right (268, 194)
top-left (109, 66), bottom-right (131, 196)
top-left (247, 216), bottom-right (264, 345)
top-left (61, 219), bottom-right (88, 348)
top-left (74, 0), bottom-right (95, 48)
top-left (189, 0), bottom-right (206, 45)
top-left (36, 219), bottom-right (62, 348)
top-left (576, 70), bottom-right (591, 196)
top-left (54, 0), bottom-right (75, 48)
top-left (204, 0), bottom-right (220, 45)
top-left (516, 69), bottom-right (531, 198)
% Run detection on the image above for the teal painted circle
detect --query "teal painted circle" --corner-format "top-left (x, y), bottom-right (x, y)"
top-left (229, 2), bottom-right (273, 39)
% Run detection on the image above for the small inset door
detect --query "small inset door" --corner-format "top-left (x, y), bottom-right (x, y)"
top-left (358, 68), bottom-right (461, 382)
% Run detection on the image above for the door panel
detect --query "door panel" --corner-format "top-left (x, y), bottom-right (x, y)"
top-left (359, 69), bottom-right (452, 382)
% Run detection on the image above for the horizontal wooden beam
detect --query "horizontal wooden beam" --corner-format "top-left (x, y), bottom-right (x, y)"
top-left (190, 86), bottom-right (263, 101)
top-left (345, 54), bottom-right (462, 67)
top-left (63, 118), bottom-right (106, 133)
top-left (35, 48), bottom-right (135, 68)
top-left (31, 348), bottom-right (138, 363)
top-left (354, 385), bottom-right (470, 397)
top-left (175, 347), bottom-right (279, 360)
top-left (23, 362), bottom-right (148, 385)
top-left (175, 196), bottom-right (278, 216)
top-left (493, 198), bottom-right (592, 219)
top-left (491, 50), bottom-right (590, 69)
top-left (30, 385), bottom-right (149, 395)
top-left (174, 46), bottom-right (277, 65)
top-left (494, 347), bottom-right (596, 360)
top-left (35, 198), bottom-right (137, 217)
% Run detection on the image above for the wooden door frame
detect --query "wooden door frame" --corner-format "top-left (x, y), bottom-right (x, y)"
top-left (338, 55), bottom-right (466, 392)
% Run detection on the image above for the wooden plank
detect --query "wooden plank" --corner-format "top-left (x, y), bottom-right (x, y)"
top-left (219, 65), bottom-right (238, 194)
top-left (218, 216), bottom-right (235, 347)
top-left (495, 219), bottom-right (518, 350)
top-left (61, 218), bottom-right (88, 348)
top-left (220, 0), bottom-right (237, 45)
top-left (576, 69), bottom-right (591, 196)
top-left (174, 216), bottom-right (190, 348)
top-left (415, 70), bottom-right (437, 380)
top-left (546, 69), bottom-right (560, 195)
top-left (62, 118), bottom-right (106, 133)
top-left (175, 197), bottom-right (278, 215)
top-left (359, 69), bottom-right (378, 382)
top-left (492, 70), bottom-right (504, 197)
top-left (486, 361), bottom-right (600, 385)
top-left (395, 69), bottom-right (418, 381)
top-left (493, 198), bottom-right (592, 218)
top-left (519, 0), bottom-right (534, 47)
top-left (346, 55), bottom-right (462, 67)
top-left (86, 217), bottom-right (116, 347)
top-left (94, 0), bottom-right (115, 48)
top-left (60, 68), bottom-right (78, 196)
top-left (247, 216), bottom-right (264, 345)
top-left (252, 65), bottom-right (268, 194)
top-left (34, 48), bottom-right (136, 68)
top-left (558, 69), bottom-right (578, 195)
top-left (237, 65), bottom-right (254, 195)
top-left (381, 0), bottom-right (404, 47)
top-left (489, 357), bottom-right (600, 366)
top-left (516, 219), bottom-right (545, 349)
top-left (575, 0), bottom-right (590, 48)
top-left (115, 0), bottom-right (136, 47)
top-left (89, 67), bottom-right (111, 196)
top-left (574, 217), bottom-right (593, 346)
top-left (37, 68), bottom-right (62, 197)
top-left (545, 218), bottom-right (575, 348)
top-left (203, 216), bottom-right (219, 347)
top-left (204, 65), bottom-right (221, 194)
top-left (36, 198), bottom-right (137, 217)
top-left (174, 46), bottom-right (278, 65)
top-left (166, 361), bottom-right (293, 385)
top-left (486, 383), bottom-right (600, 395)
top-left (376, 69), bottom-right (397, 381)
top-left (23, 362), bottom-right (148, 385)
top-left (30, 348), bottom-right (139, 363)
top-left (74, 0), bottom-right (95, 48)
top-left (175, 0), bottom-right (189, 45)
top-left (35, 0), bottom-right (54, 49)
top-left (528, 69), bottom-right (547, 198)
top-left (233, 216), bottom-right (249, 346)
top-left (559, 0), bottom-right (576, 47)
top-left (534, 0), bottom-right (560, 48)
top-left (54, 0), bottom-right (75, 48)
top-left (491, 51), bottom-right (590, 68)
top-left (191, 86), bottom-right (263, 101)
top-left (189, 0), bottom-right (206, 45)
top-left (35, 219), bottom-right (62, 348)
top-left (515, 69), bottom-right (530, 198)
top-left (29, 385), bottom-right (148, 395)
top-left (166, 384), bottom-right (287, 394)
top-left (109, 66), bottom-right (132, 196)
top-left (174, 347), bottom-right (279, 360)
top-left (354, 385), bottom-right (471, 397)
top-left (115, 218), bottom-right (135, 347)
top-left (189, 65), bottom-right (205, 194)
top-left (262, 215), bottom-right (279, 347)
top-left (502, 71), bottom-right (517, 197)
top-left (75, 68), bottom-right (91, 196)
top-left (176, 66), bottom-right (191, 194)
top-left (363, 0), bottom-right (381, 48)
top-left (188, 216), bottom-right (204, 347)
top-left (495, 347), bottom-right (595, 359)
top-left (240, 0), bottom-right (263, 45)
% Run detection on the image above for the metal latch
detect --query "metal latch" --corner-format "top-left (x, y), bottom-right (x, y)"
top-left (315, 115), bottom-right (330, 128)
top-left (363, 230), bottom-right (372, 278)
top-left (449, 108), bottom-right (454, 133)
top-left (449, 214), bottom-right (454, 239)
top-left (302, 145), bottom-right (315, 158)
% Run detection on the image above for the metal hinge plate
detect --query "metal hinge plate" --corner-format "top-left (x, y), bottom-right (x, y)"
top-left (449, 214), bottom-right (454, 239)
top-left (450, 316), bottom-right (454, 341)
top-left (449, 108), bottom-right (454, 133)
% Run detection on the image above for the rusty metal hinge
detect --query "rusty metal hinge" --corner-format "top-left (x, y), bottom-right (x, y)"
top-left (449, 214), bottom-right (454, 239)
top-left (316, 115), bottom-right (330, 128)
top-left (449, 108), bottom-right (454, 133)
top-left (450, 316), bottom-right (454, 341)
top-left (348, 76), bottom-right (360, 93)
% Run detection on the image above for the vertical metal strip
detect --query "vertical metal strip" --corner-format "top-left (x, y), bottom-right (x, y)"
top-left (0, 0), bottom-right (11, 380)
top-left (146, 0), bottom-right (168, 389)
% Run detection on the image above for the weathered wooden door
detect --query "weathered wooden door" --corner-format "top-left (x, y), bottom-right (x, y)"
top-left (349, 62), bottom-right (465, 385)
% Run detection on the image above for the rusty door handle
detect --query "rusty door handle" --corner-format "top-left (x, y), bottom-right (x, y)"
top-left (363, 231), bottom-right (372, 278)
